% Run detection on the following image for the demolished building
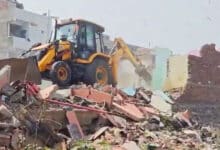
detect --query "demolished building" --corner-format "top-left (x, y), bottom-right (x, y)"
top-left (0, 0), bottom-right (52, 58)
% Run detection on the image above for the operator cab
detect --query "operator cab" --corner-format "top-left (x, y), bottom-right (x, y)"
top-left (55, 19), bottom-right (105, 59)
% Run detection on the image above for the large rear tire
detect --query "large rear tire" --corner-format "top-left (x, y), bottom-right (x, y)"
top-left (83, 58), bottom-right (113, 86)
top-left (50, 61), bottom-right (72, 87)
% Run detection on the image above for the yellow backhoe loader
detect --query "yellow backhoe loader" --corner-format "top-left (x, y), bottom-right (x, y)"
top-left (1, 19), bottom-right (151, 86)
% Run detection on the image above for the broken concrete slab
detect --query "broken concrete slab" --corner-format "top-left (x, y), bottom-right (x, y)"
top-left (88, 88), bottom-right (113, 106)
top-left (42, 109), bottom-right (67, 130)
top-left (71, 87), bottom-right (113, 106)
top-left (75, 110), bottom-right (99, 127)
top-left (150, 94), bottom-right (172, 116)
top-left (113, 102), bottom-right (144, 121)
top-left (0, 134), bottom-right (11, 147)
top-left (0, 104), bottom-right (13, 119)
top-left (173, 110), bottom-right (192, 127)
top-left (122, 141), bottom-right (140, 150)
top-left (55, 89), bottom-right (70, 98)
top-left (153, 90), bottom-right (174, 104)
top-left (112, 146), bottom-right (126, 150)
top-left (89, 126), bottom-right (109, 140)
top-left (38, 84), bottom-right (58, 99)
top-left (0, 65), bottom-right (11, 90)
top-left (11, 129), bottom-right (24, 150)
top-left (121, 87), bottom-right (136, 96)
top-left (183, 129), bottom-right (202, 142)
top-left (105, 114), bottom-right (127, 128)
top-left (139, 106), bottom-right (160, 117)
top-left (135, 88), bottom-right (152, 103)
top-left (113, 93), bottom-right (124, 102)
top-left (54, 141), bottom-right (67, 150)
top-left (14, 106), bottom-right (62, 147)
top-left (66, 111), bottom-right (84, 140)
top-left (71, 87), bottom-right (90, 98)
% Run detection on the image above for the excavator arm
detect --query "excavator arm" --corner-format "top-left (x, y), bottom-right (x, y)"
top-left (110, 37), bottom-right (152, 84)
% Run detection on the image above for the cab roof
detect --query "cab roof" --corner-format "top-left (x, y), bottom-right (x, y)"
top-left (57, 18), bottom-right (105, 33)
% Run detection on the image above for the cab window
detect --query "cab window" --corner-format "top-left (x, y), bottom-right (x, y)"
top-left (79, 25), bottom-right (86, 49)
top-left (56, 24), bottom-right (76, 43)
top-left (86, 24), bottom-right (95, 51)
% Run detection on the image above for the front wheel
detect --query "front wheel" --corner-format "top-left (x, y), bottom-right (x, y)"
top-left (83, 58), bottom-right (113, 86)
top-left (49, 61), bottom-right (72, 87)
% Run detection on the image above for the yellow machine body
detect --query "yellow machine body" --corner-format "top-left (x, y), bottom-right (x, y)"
top-left (30, 19), bottom-right (150, 86)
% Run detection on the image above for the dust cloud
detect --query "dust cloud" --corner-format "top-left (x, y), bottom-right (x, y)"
top-left (117, 59), bottom-right (150, 89)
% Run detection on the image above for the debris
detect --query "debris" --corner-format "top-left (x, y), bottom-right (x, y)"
top-left (0, 104), bottom-right (13, 119)
top-left (153, 90), bottom-right (174, 104)
top-left (11, 129), bottom-right (25, 150)
top-left (38, 84), bottom-right (58, 99)
top-left (0, 134), bottom-right (11, 147)
top-left (45, 98), bottom-right (109, 114)
top-left (105, 114), bottom-right (127, 128)
top-left (14, 106), bottom-right (62, 147)
top-left (135, 87), bottom-right (152, 103)
top-left (71, 86), bottom-right (113, 106)
top-left (121, 87), bottom-right (136, 96)
top-left (122, 141), bottom-right (140, 150)
top-left (0, 80), bottom-right (217, 149)
top-left (139, 106), bottom-right (159, 116)
top-left (75, 110), bottom-right (100, 127)
top-left (112, 146), bottom-right (126, 150)
top-left (201, 126), bottom-right (212, 139)
top-left (89, 126), bottom-right (109, 140)
top-left (0, 65), bottom-right (11, 90)
top-left (113, 102), bottom-right (144, 121)
top-left (150, 94), bottom-right (172, 116)
top-left (173, 110), bottom-right (192, 128)
top-left (183, 129), bottom-right (202, 142)
top-left (66, 111), bottom-right (84, 140)
top-left (54, 141), bottom-right (67, 150)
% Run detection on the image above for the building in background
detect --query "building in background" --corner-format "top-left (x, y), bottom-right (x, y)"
top-left (0, 0), bottom-right (52, 58)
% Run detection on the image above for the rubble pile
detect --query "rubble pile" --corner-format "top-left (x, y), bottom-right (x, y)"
top-left (0, 79), bottom-right (218, 150)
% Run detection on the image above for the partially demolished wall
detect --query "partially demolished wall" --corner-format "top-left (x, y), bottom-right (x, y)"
top-left (173, 44), bottom-right (220, 126)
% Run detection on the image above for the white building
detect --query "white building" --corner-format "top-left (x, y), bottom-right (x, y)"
top-left (0, 0), bottom-right (52, 58)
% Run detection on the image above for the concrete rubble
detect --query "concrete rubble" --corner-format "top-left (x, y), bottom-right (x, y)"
top-left (0, 66), bottom-right (218, 149)
top-left (0, 87), bottom-right (217, 149)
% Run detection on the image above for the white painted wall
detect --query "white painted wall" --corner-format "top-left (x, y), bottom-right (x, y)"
top-left (0, 0), bottom-right (52, 58)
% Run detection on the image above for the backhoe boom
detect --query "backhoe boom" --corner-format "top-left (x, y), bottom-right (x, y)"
top-left (110, 38), bottom-right (151, 84)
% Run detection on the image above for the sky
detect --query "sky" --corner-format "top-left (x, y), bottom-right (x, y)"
top-left (19, 0), bottom-right (220, 54)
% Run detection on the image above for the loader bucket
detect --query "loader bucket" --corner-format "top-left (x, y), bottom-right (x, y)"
top-left (0, 56), bottom-right (41, 84)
